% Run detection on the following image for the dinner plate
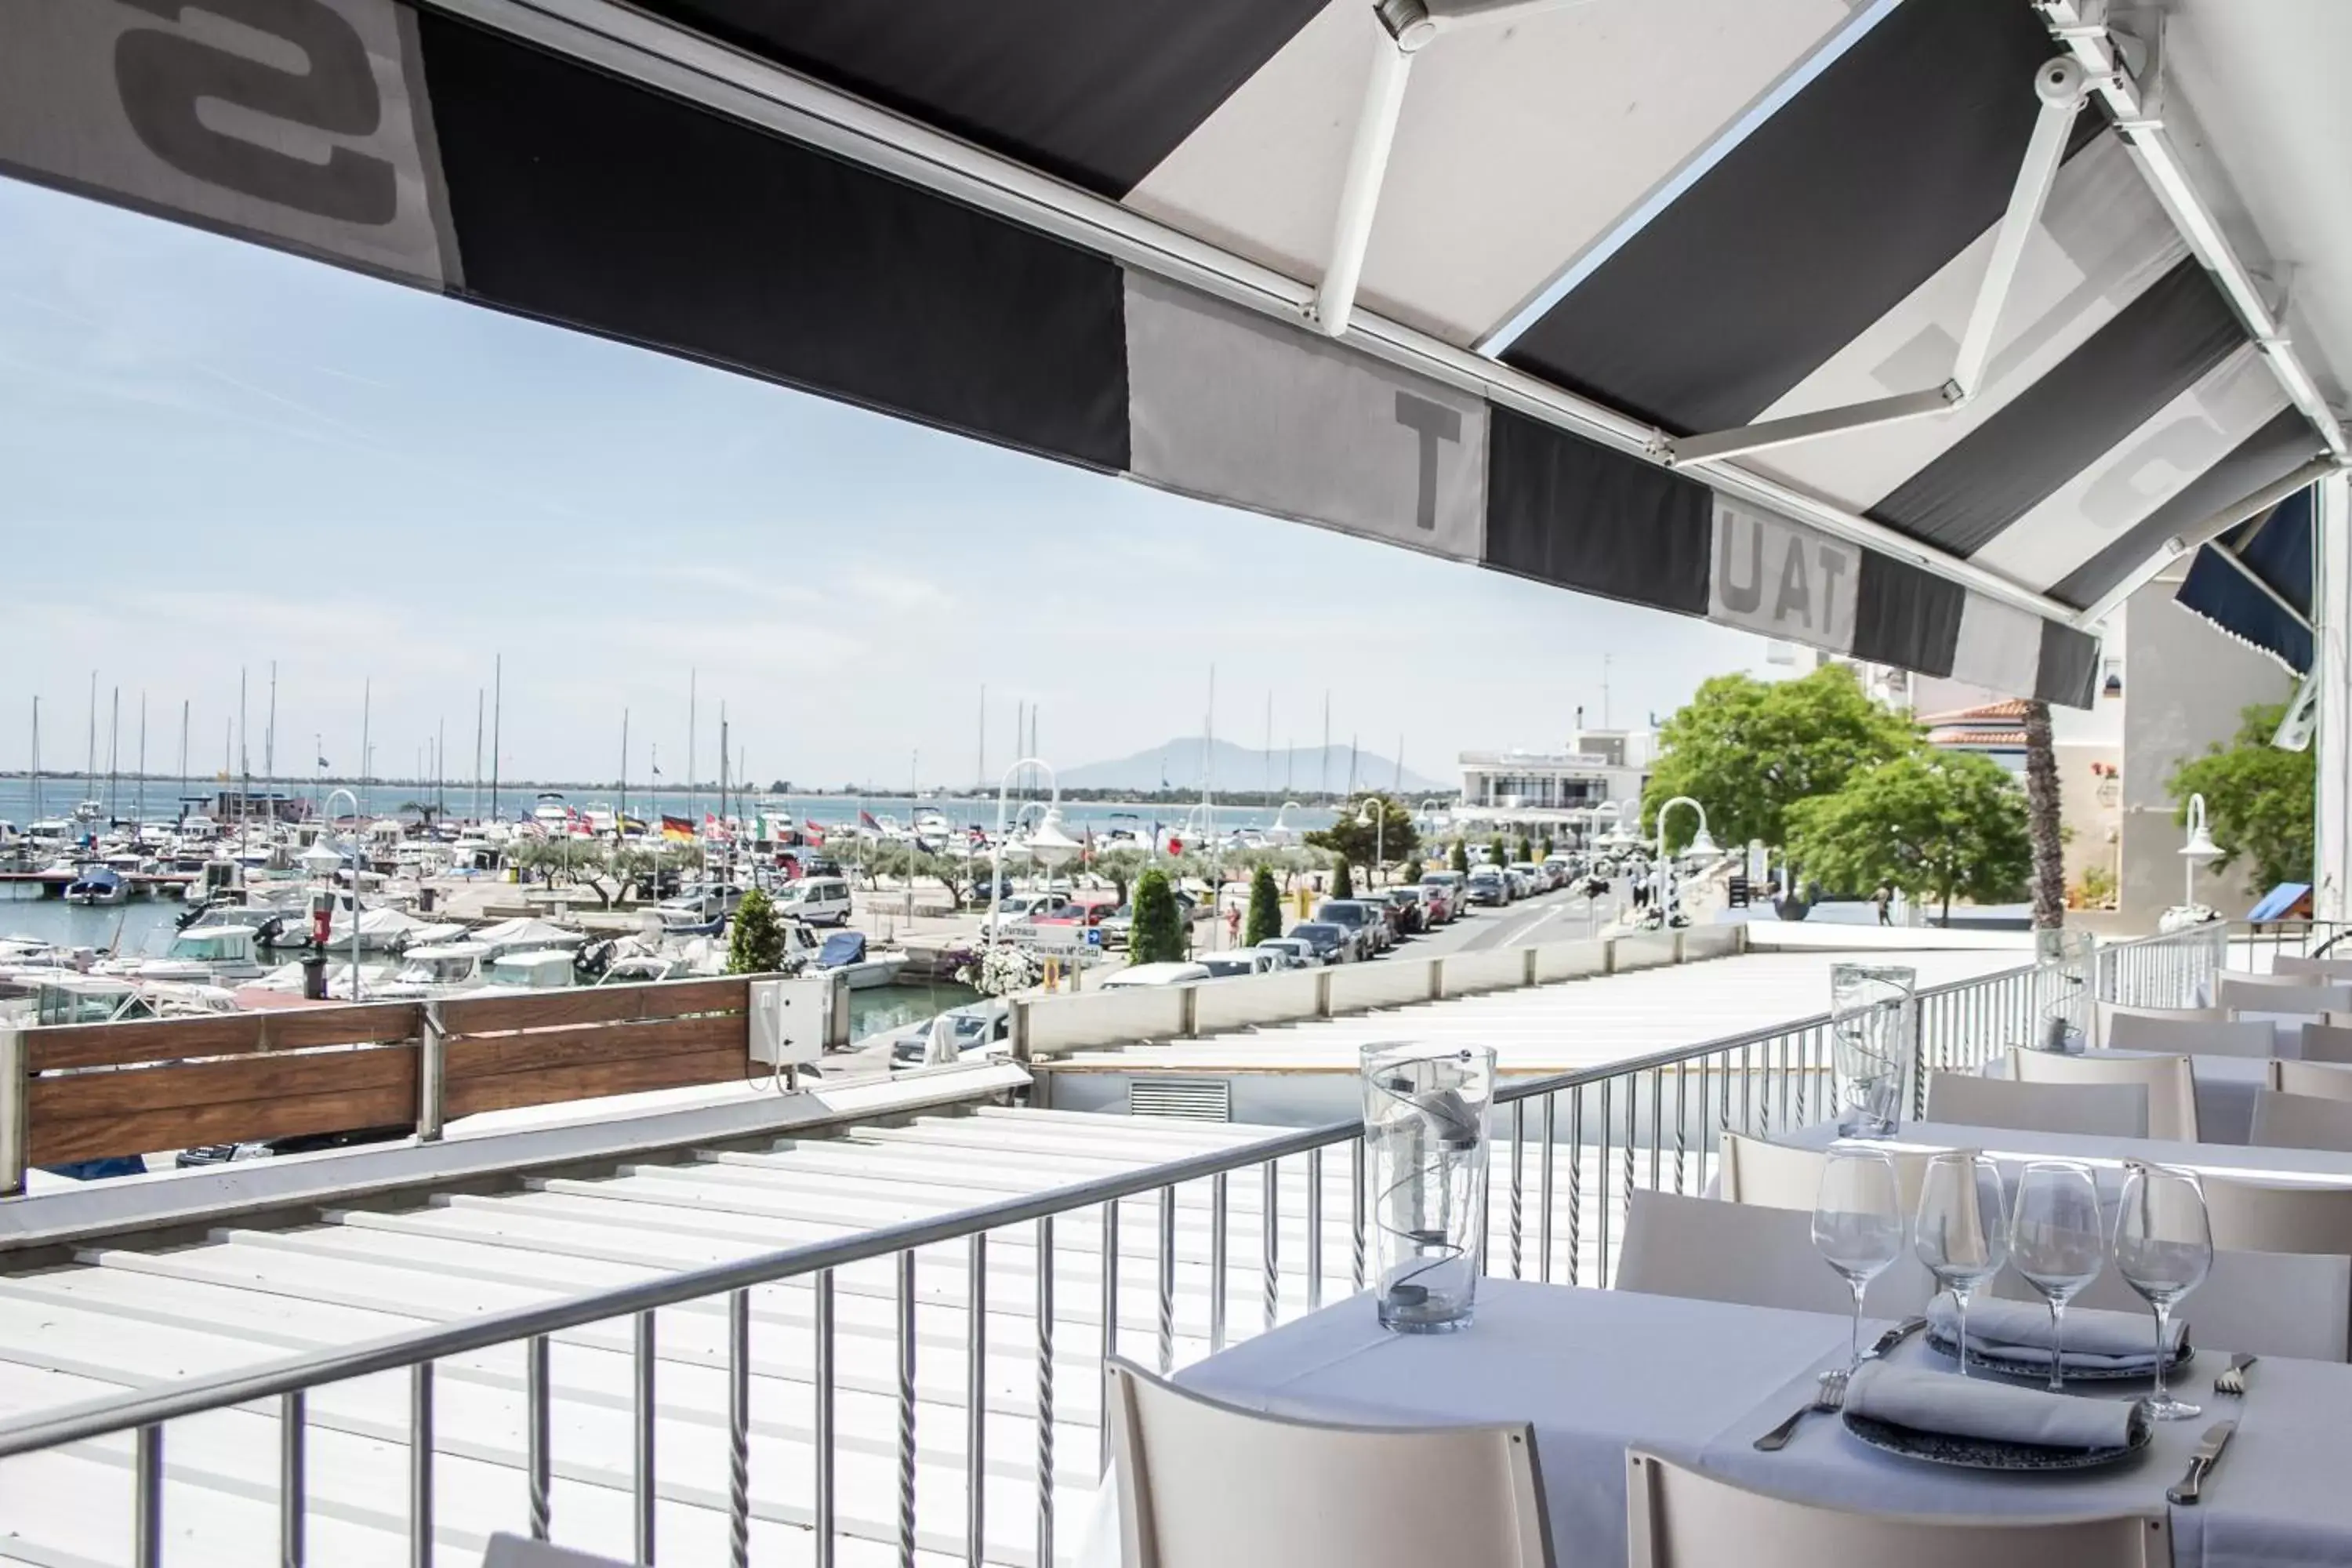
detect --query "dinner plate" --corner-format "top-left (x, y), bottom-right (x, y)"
top-left (1924, 1327), bottom-right (2192, 1382)
top-left (1842, 1405), bottom-right (2153, 1472)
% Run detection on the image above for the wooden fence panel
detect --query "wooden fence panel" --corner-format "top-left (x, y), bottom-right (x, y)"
top-left (27, 1044), bottom-right (418, 1164)
top-left (438, 978), bottom-right (746, 1036)
top-left (24, 1002), bottom-right (422, 1071)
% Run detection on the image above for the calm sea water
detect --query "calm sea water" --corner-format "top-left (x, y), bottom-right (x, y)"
top-left (0, 778), bottom-right (1337, 837)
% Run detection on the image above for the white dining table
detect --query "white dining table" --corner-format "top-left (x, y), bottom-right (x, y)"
top-left (1979, 1051), bottom-right (2272, 1145)
top-left (1134, 1279), bottom-right (2352, 1568)
top-left (1783, 1120), bottom-right (2352, 1189)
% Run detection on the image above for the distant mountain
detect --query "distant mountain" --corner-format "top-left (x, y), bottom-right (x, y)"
top-left (1056, 739), bottom-right (1445, 797)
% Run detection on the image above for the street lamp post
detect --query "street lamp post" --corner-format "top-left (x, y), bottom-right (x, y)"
top-left (1357, 799), bottom-right (1386, 887)
top-left (1653, 795), bottom-right (1719, 922)
top-left (323, 787), bottom-right (362, 1001)
top-left (991, 757), bottom-right (1059, 946)
top-left (2180, 792), bottom-right (2221, 912)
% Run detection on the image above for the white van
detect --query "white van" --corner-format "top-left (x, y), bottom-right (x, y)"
top-left (774, 876), bottom-right (853, 927)
top-left (1099, 962), bottom-right (1212, 989)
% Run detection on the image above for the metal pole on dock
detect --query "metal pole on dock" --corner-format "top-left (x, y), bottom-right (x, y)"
top-left (686, 668), bottom-right (695, 833)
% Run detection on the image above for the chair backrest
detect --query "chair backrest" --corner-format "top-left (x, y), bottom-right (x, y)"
top-left (2300, 1022), bottom-right (2352, 1065)
top-left (1989, 1247), bottom-right (2349, 1362)
top-left (2220, 974), bottom-right (2352, 1015)
top-left (1928, 1071), bottom-right (2149, 1138)
top-left (2094, 1001), bottom-right (2223, 1049)
top-left (2252, 1087), bottom-right (2352, 1155)
top-left (2103, 1012), bottom-right (2278, 1059)
top-left (1625, 1450), bottom-right (2163, 1568)
top-left (2270, 955), bottom-right (2352, 981)
top-left (482, 1537), bottom-right (635, 1567)
top-left (2009, 1049), bottom-right (2196, 1142)
top-left (1616, 1190), bottom-right (1934, 1319)
top-left (1718, 1131), bottom-right (1931, 1214)
top-left (2271, 1058), bottom-right (2352, 1103)
top-left (1105, 1356), bottom-right (1552, 1568)
top-left (2200, 1173), bottom-right (2352, 1259)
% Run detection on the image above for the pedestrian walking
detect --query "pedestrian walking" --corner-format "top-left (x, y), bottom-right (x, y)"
top-left (1872, 882), bottom-right (1893, 926)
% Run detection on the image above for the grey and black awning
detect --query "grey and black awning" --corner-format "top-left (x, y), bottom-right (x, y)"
top-left (7, 0), bottom-right (2343, 706)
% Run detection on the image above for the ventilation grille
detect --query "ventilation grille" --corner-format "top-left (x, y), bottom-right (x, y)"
top-left (1127, 1077), bottom-right (1232, 1123)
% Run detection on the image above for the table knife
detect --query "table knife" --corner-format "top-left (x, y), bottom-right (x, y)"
top-left (2166, 1419), bottom-right (2238, 1505)
top-left (1867, 1316), bottom-right (1929, 1359)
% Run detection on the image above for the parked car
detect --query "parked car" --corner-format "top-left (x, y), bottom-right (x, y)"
top-left (1285, 922), bottom-right (1352, 964)
top-left (991, 892), bottom-right (1073, 924)
top-left (1100, 961), bottom-right (1212, 989)
top-left (1418, 883), bottom-right (1454, 924)
top-left (771, 876), bottom-right (854, 927)
top-left (1313, 899), bottom-right (1382, 959)
top-left (1509, 862), bottom-right (1548, 895)
top-left (1382, 887), bottom-right (1428, 935)
top-left (1465, 866), bottom-right (1510, 906)
top-left (885, 1000), bottom-right (1011, 1071)
top-left (1199, 951), bottom-right (1278, 978)
top-left (1251, 938), bottom-right (1314, 970)
top-left (1420, 870), bottom-right (1467, 919)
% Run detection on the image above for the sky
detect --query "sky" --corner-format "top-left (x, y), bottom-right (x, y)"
top-left (0, 176), bottom-right (1780, 791)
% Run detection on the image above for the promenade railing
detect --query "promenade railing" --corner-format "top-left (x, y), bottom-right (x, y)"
top-left (0, 925), bottom-right (2216, 1568)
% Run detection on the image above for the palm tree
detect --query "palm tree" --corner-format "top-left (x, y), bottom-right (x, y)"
top-left (2023, 699), bottom-right (2064, 928)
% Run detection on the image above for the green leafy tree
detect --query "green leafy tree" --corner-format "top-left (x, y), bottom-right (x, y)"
top-left (1514, 835), bottom-right (1534, 864)
top-left (2169, 700), bottom-right (2314, 891)
top-left (727, 887), bottom-right (789, 974)
top-left (1302, 793), bottom-right (1420, 879)
top-left (1092, 847), bottom-right (1147, 904)
top-left (1643, 665), bottom-right (1918, 851)
top-left (1487, 835), bottom-right (1508, 866)
top-left (1330, 856), bottom-right (1355, 899)
top-left (1244, 866), bottom-right (1281, 946)
top-left (1129, 868), bottom-right (1186, 964)
top-left (1786, 750), bottom-right (2032, 925)
top-left (1450, 838), bottom-right (1471, 874)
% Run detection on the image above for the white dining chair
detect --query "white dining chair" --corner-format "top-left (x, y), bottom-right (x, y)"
top-left (2270, 954), bottom-right (2352, 981)
top-left (1926, 1072), bottom-right (2149, 1138)
top-left (2009, 1049), bottom-right (2198, 1142)
top-left (1624, 1450), bottom-right (2165, 1567)
top-left (2270, 1058), bottom-right (2352, 1103)
top-left (2200, 1173), bottom-right (2352, 1259)
top-left (1991, 1247), bottom-right (2351, 1362)
top-left (2094, 1001), bottom-right (2225, 1048)
top-left (2103, 1012), bottom-right (2278, 1059)
top-left (482, 1537), bottom-right (635, 1567)
top-left (2220, 974), bottom-right (2352, 1014)
top-left (1718, 1131), bottom-right (1932, 1214)
top-left (2252, 1087), bottom-right (2352, 1155)
top-left (1616, 1190), bottom-right (1934, 1318)
top-left (1104, 1356), bottom-right (1552, 1568)
top-left (2300, 1022), bottom-right (2352, 1065)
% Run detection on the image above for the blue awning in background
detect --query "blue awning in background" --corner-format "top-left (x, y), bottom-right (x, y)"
top-left (2176, 485), bottom-right (2315, 674)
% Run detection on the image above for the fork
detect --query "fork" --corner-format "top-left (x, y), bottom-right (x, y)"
top-left (2215, 1353), bottom-right (2258, 1396)
top-left (1752, 1368), bottom-right (1850, 1451)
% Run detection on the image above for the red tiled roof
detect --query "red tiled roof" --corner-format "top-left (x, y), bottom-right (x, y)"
top-left (1929, 729), bottom-right (2028, 747)
top-left (1916, 697), bottom-right (2033, 725)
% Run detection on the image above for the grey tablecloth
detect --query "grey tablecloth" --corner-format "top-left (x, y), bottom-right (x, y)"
top-left (1980, 1051), bottom-right (2270, 1145)
top-left (1150, 1279), bottom-right (2352, 1568)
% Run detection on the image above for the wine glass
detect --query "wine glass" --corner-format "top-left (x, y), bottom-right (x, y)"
top-left (1813, 1146), bottom-right (1905, 1370)
top-left (1915, 1151), bottom-right (2008, 1378)
top-left (2114, 1163), bottom-right (2213, 1420)
top-left (2009, 1160), bottom-right (2105, 1392)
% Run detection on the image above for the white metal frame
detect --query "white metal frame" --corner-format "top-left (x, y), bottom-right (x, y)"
top-left (428, 0), bottom-right (2089, 629)
top-left (2035, 1), bottom-right (2348, 460)
top-left (2078, 456), bottom-right (2343, 624)
top-left (1663, 55), bottom-right (2093, 469)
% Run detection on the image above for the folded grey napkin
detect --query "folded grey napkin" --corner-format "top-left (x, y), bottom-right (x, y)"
top-left (1929, 1295), bottom-right (2181, 1371)
top-left (1843, 1362), bottom-right (2137, 1449)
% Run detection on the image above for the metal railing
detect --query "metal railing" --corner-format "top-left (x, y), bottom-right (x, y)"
top-left (2226, 918), bottom-right (2352, 968)
top-left (0, 926), bottom-right (2218, 1567)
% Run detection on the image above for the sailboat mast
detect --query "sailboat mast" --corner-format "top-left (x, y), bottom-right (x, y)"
top-left (619, 708), bottom-right (629, 826)
top-left (473, 688), bottom-right (484, 825)
top-left (686, 667), bottom-right (696, 830)
top-left (84, 670), bottom-right (96, 804)
top-left (107, 685), bottom-right (119, 821)
top-left (136, 692), bottom-right (147, 826)
top-left (178, 699), bottom-right (188, 804)
top-left (489, 655), bottom-right (502, 822)
top-left (28, 697), bottom-right (38, 824)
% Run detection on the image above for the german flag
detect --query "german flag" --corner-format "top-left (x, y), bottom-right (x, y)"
top-left (660, 815), bottom-right (695, 843)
